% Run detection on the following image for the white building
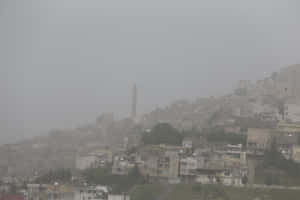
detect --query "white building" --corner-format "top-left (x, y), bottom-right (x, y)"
top-left (108, 195), bottom-right (130, 200)
top-left (196, 175), bottom-right (216, 184)
top-left (182, 138), bottom-right (193, 149)
top-left (112, 156), bottom-right (135, 175)
top-left (179, 157), bottom-right (198, 176)
top-left (74, 186), bottom-right (109, 200)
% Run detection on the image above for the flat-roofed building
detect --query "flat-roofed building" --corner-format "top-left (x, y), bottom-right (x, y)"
top-left (277, 122), bottom-right (300, 134)
top-left (292, 146), bottom-right (300, 164)
top-left (247, 128), bottom-right (272, 156)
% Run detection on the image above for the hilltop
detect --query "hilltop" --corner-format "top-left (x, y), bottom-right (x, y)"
top-left (0, 64), bottom-right (299, 178)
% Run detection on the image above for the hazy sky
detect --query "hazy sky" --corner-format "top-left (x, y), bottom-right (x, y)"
top-left (1, 0), bottom-right (300, 144)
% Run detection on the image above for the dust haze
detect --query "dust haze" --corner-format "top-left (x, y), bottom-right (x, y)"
top-left (1, 0), bottom-right (300, 144)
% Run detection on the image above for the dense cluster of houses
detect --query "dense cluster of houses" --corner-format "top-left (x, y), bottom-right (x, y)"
top-left (246, 123), bottom-right (300, 161)
top-left (1, 66), bottom-right (300, 199)
top-left (76, 138), bottom-right (248, 187)
top-left (2, 119), bottom-right (300, 199)
top-left (74, 118), bottom-right (300, 188)
top-left (0, 181), bottom-right (129, 200)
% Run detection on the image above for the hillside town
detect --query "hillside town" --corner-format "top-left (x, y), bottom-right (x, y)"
top-left (1, 65), bottom-right (300, 200)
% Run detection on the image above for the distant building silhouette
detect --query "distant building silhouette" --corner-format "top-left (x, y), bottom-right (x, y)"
top-left (131, 83), bottom-right (137, 119)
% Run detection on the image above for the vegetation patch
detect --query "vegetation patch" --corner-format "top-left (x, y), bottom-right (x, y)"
top-left (35, 168), bottom-right (72, 184)
top-left (204, 127), bottom-right (247, 146)
top-left (83, 165), bottom-right (145, 193)
top-left (142, 123), bottom-right (183, 146)
top-left (255, 140), bottom-right (300, 186)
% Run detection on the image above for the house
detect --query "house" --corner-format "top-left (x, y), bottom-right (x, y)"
top-left (74, 186), bottom-right (109, 200)
top-left (220, 170), bottom-right (244, 186)
top-left (201, 153), bottom-right (225, 170)
top-left (165, 151), bottom-right (180, 179)
top-left (194, 147), bottom-right (211, 156)
top-left (91, 149), bottom-right (113, 163)
top-left (76, 155), bottom-right (98, 170)
top-left (224, 126), bottom-right (242, 134)
top-left (123, 134), bottom-right (142, 150)
top-left (215, 144), bottom-right (243, 156)
top-left (292, 146), bottom-right (300, 163)
top-left (145, 151), bottom-right (179, 178)
top-left (179, 157), bottom-right (198, 176)
top-left (42, 184), bottom-right (74, 200)
top-left (276, 134), bottom-right (297, 149)
top-left (112, 156), bottom-right (135, 175)
top-left (277, 122), bottom-right (300, 134)
top-left (195, 173), bottom-right (218, 184)
top-left (238, 80), bottom-right (252, 90)
top-left (26, 184), bottom-right (46, 199)
top-left (276, 134), bottom-right (298, 159)
top-left (139, 147), bottom-right (180, 179)
top-left (247, 128), bottom-right (272, 156)
top-left (76, 149), bottom-right (113, 170)
top-left (286, 104), bottom-right (300, 123)
top-left (108, 194), bottom-right (130, 200)
top-left (191, 148), bottom-right (248, 185)
top-left (182, 138), bottom-right (193, 149)
top-left (158, 144), bottom-right (183, 152)
top-left (0, 184), bottom-right (10, 193)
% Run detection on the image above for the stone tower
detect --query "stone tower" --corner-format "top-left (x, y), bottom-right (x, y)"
top-left (131, 83), bottom-right (137, 119)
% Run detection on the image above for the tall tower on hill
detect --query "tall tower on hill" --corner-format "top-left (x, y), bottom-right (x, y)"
top-left (292, 70), bottom-right (298, 98)
top-left (131, 83), bottom-right (137, 119)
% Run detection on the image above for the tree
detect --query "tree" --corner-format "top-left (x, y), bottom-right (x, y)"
top-left (263, 139), bottom-right (300, 178)
top-left (204, 127), bottom-right (247, 146)
top-left (277, 100), bottom-right (285, 120)
top-left (9, 183), bottom-right (17, 194)
top-left (142, 123), bottom-right (183, 146)
top-left (35, 168), bottom-right (72, 184)
top-left (264, 174), bottom-right (280, 186)
top-left (264, 174), bottom-right (273, 186)
top-left (128, 166), bottom-right (142, 182)
top-left (242, 175), bottom-right (248, 185)
top-left (83, 165), bottom-right (145, 193)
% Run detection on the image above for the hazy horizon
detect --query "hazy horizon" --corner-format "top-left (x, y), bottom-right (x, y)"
top-left (1, 0), bottom-right (300, 144)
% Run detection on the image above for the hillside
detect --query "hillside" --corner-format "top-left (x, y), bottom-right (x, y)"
top-left (0, 65), bottom-right (299, 178)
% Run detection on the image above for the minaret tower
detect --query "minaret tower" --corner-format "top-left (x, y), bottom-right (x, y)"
top-left (131, 83), bottom-right (137, 119)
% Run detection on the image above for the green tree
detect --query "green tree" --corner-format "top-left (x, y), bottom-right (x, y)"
top-left (265, 174), bottom-right (273, 186)
top-left (9, 183), bottom-right (17, 194)
top-left (142, 123), bottom-right (183, 146)
top-left (264, 174), bottom-right (280, 186)
top-left (204, 127), bottom-right (247, 146)
top-left (83, 165), bottom-right (145, 193)
top-left (263, 139), bottom-right (300, 178)
top-left (35, 168), bottom-right (72, 184)
top-left (242, 175), bottom-right (248, 185)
